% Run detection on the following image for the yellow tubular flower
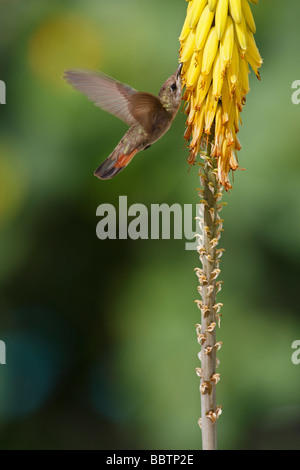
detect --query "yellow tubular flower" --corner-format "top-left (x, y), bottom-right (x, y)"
top-left (179, 0), bottom-right (262, 190)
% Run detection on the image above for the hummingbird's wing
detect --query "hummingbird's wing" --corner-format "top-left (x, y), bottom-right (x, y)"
top-left (64, 69), bottom-right (167, 133)
top-left (129, 92), bottom-right (168, 134)
top-left (64, 69), bottom-right (138, 127)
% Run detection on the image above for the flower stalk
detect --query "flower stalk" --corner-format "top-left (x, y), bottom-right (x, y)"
top-left (179, 0), bottom-right (262, 450)
top-left (195, 133), bottom-right (223, 450)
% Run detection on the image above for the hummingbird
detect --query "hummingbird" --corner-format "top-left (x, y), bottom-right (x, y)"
top-left (64, 63), bottom-right (183, 180)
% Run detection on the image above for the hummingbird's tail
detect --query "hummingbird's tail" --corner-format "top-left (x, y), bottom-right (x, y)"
top-left (94, 149), bottom-right (138, 180)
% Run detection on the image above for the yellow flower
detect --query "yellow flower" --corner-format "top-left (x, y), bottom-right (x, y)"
top-left (179, 0), bottom-right (262, 190)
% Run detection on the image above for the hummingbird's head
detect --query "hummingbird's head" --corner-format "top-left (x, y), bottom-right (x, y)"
top-left (159, 63), bottom-right (183, 113)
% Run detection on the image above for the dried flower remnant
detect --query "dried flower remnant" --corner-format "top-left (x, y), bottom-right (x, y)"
top-left (179, 0), bottom-right (262, 189)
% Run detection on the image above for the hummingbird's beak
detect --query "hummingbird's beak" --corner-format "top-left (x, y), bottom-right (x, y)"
top-left (176, 62), bottom-right (183, 78)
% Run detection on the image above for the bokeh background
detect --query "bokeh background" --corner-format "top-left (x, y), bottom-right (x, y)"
top-left (0, 0), bottom-right (299, 450)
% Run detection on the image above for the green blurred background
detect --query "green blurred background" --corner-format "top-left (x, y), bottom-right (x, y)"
top-left (0, 0), bottom-right (299, 450)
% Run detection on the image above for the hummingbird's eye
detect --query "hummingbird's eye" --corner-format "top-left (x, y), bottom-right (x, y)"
top-left (170, 83), bottom-right (177, 92)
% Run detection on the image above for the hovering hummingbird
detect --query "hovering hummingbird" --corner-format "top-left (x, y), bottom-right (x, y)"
top-left (64, 64), bottom-right (183, 180)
